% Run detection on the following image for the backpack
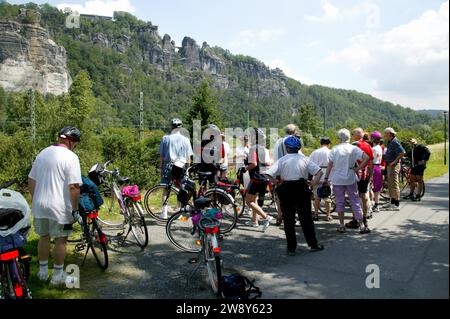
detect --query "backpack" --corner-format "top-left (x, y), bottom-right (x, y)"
top-left (79, 176), bottom-right (104, 213)
top-left (422, 145), bottom-right (431, 161)
top-left (221, 274), bottom-right (262, 300)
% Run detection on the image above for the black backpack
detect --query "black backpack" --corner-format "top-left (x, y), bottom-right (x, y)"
top-left (221, 274), bottom-right (262, 300)
top-left (422, 145), bottom-right (431, 161)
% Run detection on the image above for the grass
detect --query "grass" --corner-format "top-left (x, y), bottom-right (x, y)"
top-left (424, 143), bottom-right (449, 181)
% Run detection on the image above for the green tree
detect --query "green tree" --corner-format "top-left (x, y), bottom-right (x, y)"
top-left (295, 104), bottom-right (322, 137)
top-left (186, 80), bottom-right (222, 132)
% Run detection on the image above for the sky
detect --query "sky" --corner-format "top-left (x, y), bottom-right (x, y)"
top-left (7, 0), bottom-right (450, 110)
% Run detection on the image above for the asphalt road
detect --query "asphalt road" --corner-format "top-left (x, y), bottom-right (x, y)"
top-left (78, 174), bottom-right (449, 299)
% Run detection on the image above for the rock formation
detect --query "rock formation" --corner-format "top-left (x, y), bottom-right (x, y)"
top-left (0, 20), bottom-right (71, 95)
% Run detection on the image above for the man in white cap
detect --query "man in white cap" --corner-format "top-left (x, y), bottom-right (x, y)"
top-left (382, 128), bottom-right (406, 211)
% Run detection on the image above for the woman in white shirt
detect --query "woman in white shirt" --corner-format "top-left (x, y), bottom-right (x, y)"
top-left (323, 129), bottom-right (371, 234)
top-left (370, 131), bottom-right (384, 212)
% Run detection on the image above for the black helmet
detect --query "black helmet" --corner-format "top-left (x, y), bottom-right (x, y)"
top-left (320, 137), bottom-right (331, 145)
top-left (171, 118), bottom-right (183, 129)
top-left (58, 126), bottom-right (81, 142)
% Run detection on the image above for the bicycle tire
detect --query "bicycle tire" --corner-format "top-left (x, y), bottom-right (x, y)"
top-left (233, 189), bottom-right (247, 217)
top-left (88, 219), bottom-right (109, 270)
top-left (144, 184), bottom-right (180, 222)
top-left (97, 183), bottom-right (127, 229)
top-left (204, 234), bottom-right (222, 296)
top-left (166, 211), bottom-right (201, 253)
top-left (129, 202), bottom-right (149, 248)
top-left (204, 189), bottom-right (238, 234)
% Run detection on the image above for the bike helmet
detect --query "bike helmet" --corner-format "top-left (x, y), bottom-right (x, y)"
top-left (370, 131), bottom-right (382, 140)
top-left (171, 118), bottom-right (183, 129)
top-left (58, 126), bottom-right (81, 142)
top-left (317, 185), bottom-right (332, 198)
top-left (284, 135), bottom-right (302, 152)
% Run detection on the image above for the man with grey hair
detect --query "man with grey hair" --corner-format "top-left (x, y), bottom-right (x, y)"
top-left (382, 128), bottom-right (406, 211)
top-left (274, 124), bottom-right (298, 161)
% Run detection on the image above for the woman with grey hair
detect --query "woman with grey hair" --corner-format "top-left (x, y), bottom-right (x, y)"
top-left (323, 129), bottom-right (371, 234)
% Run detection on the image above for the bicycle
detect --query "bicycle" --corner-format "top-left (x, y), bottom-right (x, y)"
top-left (380, 158), bottom-right (425, 200)
top-left (0, 179), bottom-right (32, 299)
top-left (71, 209), bottom-right (109, 270)
top-left (145, 163), bottom-right (238, 234)
top-left (167, 197), bottom-right (223, 296)
top-left (89, 161), bottom-right (149, 249)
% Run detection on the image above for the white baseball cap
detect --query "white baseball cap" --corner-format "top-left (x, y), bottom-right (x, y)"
top-left (384, 127), bottom-right (397, 135)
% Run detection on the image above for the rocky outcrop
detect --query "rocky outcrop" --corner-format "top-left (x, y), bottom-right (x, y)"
top-left (0, 20), bottom-right (71, 95)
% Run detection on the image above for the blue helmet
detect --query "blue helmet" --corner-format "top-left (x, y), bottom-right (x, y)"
top-left (284, 136), bottom-right (302, 151)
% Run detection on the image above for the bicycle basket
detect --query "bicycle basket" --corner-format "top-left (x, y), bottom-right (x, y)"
top-left (122, 185), bottom-right (140, 198)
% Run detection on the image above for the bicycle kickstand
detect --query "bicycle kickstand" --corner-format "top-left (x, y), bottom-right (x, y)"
top-left (185, 251), bottom-right (203, 289)
top-left (81, 245), bottom-right (91, 267)
top-left (119, 226), bottom-right (132, 247)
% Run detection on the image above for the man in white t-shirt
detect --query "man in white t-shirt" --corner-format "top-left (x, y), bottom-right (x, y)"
top-left (309, 137), bottom-right (333, 221)
top-left (28, 126), bottom-right (82, 286)
top-left (219, 132), bottom-right (231, 179)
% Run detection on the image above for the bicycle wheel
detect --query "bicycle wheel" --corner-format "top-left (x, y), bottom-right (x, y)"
top-left (97, 183), bottom-right (126, 229)
top-left (204, 189), bottom-right (238, 234)
top-left (166, 211), bottom-right (201, 253)
top-left (203, 234), bottom-right (222, 296)
top-left (88, 219), bottom-right (108, 270)
top-left (233, 189), bottom-right (247, 217)
top-left (129, 202), bottom-right (149, 248)
top-left (144, 184), bottom-right (180, 222)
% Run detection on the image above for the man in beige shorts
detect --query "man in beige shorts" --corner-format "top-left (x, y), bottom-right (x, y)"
top-left (28, 127), bottom-right (82, 286)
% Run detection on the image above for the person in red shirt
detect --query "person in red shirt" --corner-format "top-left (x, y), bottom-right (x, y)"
top-left (345, 128), bottom-right (374, 230)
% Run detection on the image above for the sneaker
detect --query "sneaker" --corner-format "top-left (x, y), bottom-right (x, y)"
top-left (373, 205), bottom-right (380, 213)
top-left (412, 195), bottom-right (422, 202)
top-left (50, 272), bottom-right (78, 287)
top-left (37, 270), bottom-right (49, 282)
top-left (384, 204), bottom-right (400, 211)
top-left (345, 219), bottom-right (359, 229)
top-left (245, 221), bottom-right (259, 228)
top-left (262, 216), bottom-right (274, 232)
top-left (158, 205), bottom-right (169, 219)
top-left (359, 227), bottom-right (371, 234)
top-left (337, 226), bottom-right (346, 233)
top-left (403, 193), bottom-right (414, 200)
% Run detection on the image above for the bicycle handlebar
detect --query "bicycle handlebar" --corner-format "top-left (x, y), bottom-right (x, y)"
top-left (0, 179), bottom-right (18, 191)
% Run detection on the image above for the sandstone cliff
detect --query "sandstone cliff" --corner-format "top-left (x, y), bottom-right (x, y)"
top-left (0, 20), bottom-right (71, 95)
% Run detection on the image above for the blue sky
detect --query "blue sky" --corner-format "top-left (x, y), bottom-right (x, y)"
top-left (8, 0), bottom-right (449, 110)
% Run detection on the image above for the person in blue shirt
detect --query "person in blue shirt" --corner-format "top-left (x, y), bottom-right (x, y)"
top-left (382, 127), bottom-right (406, 211)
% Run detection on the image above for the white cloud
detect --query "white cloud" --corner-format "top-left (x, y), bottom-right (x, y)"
top-left (57, 0), bottom-right (135, 17)
top-left (324, 1), bottom-right (449, 109)
top-left (305, 0), bottom-right (380, 29)
top-left (228, 28), bottom-right (286, 48)
top-left (268, 58), bottom-right (314, 85)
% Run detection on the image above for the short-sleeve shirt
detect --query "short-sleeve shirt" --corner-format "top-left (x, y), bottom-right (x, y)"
top-left (266, 153), bottom-right (321, 181)
top-left (28, 145), bottom-right (82, 224)
top-left (158, 135), bottom-right (170, 163)
top-left (372, 145), bottom-right (383, 165)
top-left (248, 145), bottom-right (270, 178)
top-left (329, 143), bottom-right (364, 186)
top-left (384, 137), bottom-right (405, 164)
top-left (354, 139), bottom-right (374, 181)
top-left (168, 132), bottom-right (193, 164)
top-left (310, 146), bottom-right (331, 182)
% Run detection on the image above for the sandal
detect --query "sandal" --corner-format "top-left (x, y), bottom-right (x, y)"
top-left (325, 215), bottom-right (333, 222)
top-left (337, 226), bottom-right (346, 233)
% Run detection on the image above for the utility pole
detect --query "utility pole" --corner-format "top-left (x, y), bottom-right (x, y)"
top-left (323, 106), bottom-right (326, 134)
top-left (444, 111), bottom-right (448, 166)
top-left (29, 89), bottom-right (36, 146)
top-left (139, 91), bottom-right (144, 140)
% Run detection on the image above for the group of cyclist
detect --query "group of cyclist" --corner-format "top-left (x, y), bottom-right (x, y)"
top-left (22, 118), bottom-right (431, 286)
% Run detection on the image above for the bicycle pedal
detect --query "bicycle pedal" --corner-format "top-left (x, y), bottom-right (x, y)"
top-left (188, 258), bottom-right (199, 264)
top-left (75, 243), bottom-right (86, 252)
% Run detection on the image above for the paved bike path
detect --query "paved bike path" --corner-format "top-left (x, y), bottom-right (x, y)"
top-left (79, 174), bottom-right (449, 299)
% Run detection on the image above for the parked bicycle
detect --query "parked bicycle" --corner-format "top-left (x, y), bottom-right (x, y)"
top-left (0, 179), bottom-right (32, 299)
top-left (145, 163), bottom-right (238, 234)
top-left (380, 157), bottom-right (425, 200)
top-left (166, 196), bottom-right (223, 296)
top-left (88, 161), bottom-right (148, 249)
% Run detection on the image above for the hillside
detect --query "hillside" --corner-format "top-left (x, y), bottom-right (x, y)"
top-left (0, 2), bottom-right (434, 130)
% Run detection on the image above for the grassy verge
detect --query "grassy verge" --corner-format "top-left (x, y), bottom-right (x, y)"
top-left (424, 143), bottom-right (449, 181)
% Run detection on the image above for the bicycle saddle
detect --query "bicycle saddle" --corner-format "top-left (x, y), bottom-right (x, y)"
top-left (197, 171), bottom-right (213, 177)
top-left (118, 176), bottom-right (131, 184)
top-left (194, 196), bottom-right (212, 209)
